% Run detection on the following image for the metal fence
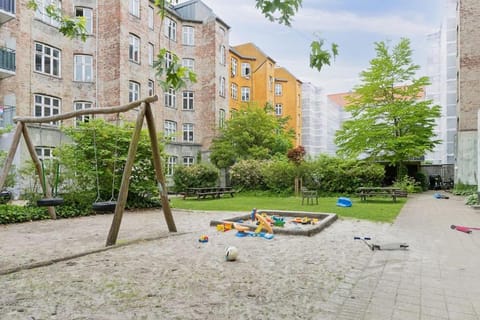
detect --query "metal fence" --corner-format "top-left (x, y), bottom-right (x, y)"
top-left (0, 0), bottom-right (15, 14)
top-left (0, 105), bottom-right (15, 128)
top-left (0, 47), bottom-right (15, 72)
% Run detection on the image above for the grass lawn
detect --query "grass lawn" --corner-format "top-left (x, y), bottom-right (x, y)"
top-left (170, 194), bottom-right (407, 223)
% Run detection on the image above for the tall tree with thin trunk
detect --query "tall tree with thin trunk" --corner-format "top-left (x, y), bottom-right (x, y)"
top-left (335, 38), bottom-right (441, 178)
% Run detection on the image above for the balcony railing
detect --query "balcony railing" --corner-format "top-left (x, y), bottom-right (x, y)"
top-left (0, 0), bottom-right (15, 24)
top-left (0, 105), bottom-right (16, 128)
top-left (0, 46), bottom-right (15, 78)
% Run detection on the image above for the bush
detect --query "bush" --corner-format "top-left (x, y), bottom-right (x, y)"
top-left (229, 160), bottom-right (266, 191)
top-left (173, 163), bottom-right (219, 192)
top-left (261, 159), bottom-right (296, 194)
top-left (0, 205), bottom-right (49, 224)
top-left (393, 175), bottom-right (419, 193)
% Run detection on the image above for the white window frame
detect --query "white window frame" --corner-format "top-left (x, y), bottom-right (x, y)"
top-left (231, 58), bottom-right (237, 77)
top-left (164, 87), bottom-right (176, 108)
top-left (219, 109), bottom-right (226, 128)
top-left (275, 103), bottom-right (283, 116)
top-left (129, 81), bottom-right (140, 102)
top-left (164, 120), bottom-right (177, 142)
top-left (74, 101), bottom-right (92, 126)
top-left (129, 34), bottom-right (140, 63)
top-left (231, 83), bottom-right (238, 100)
top-left (35, 146), bottom-right (55, 161)
top-left (74, 54), bottom-right (93, 82)
top-left (181, 58), bottom-right (194, 72)
top-left (182, 91), bottom-right (194, 110)
top-left (165, 51), bottom-right (173, 68)
top-left (166, 156), bottom-right (177, 176)
top-left (164, 18), bottom-right (177, 41)
top-left (183, 123), bottom-right (194, 142)
top-left (148, 79), bottom-right (154, 96)
top-left (241, 87), bottom-right (250, 102)
top-left (75, 7), bottom-right (93, 34)
top-left (220, 45), bottom-right (226, 65)
top-left (275, 83), bottom-right (283, 96)
top-left (183, 156), bottom-right (194, 166)
top-left (148, 6), bottom-right (154, 29)
top-left (182, 26), bottom-right (195, 45)
top-left (35, 0), bottom-right (61, 27)
top-left (148, 43), bottom-right (154, 66)
top-left (219, 77), bottom-right (226, 97)
top-left (241, 63), bottom-right (251, 78)
top-left (35, 42), bottom-right (61, 77)
top-left (129, 0), bottom-right (140, 17)
top-left (34, 94), bottom-right (61, 126)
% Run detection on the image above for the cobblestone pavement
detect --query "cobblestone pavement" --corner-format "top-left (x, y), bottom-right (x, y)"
top-left (328, 191), bottom-right (480, 320)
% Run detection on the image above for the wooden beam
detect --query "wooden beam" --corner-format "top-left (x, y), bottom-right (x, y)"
top-left (14, 96), bottom-right (158, 124)
top-left (0, 122), bottom-right (23, 190)
top-left (106, 103), bottom-right (147, 246)
top-left (22, 125), bottom-right (56, 219)
top-left (144, 103), bottom-right (177, 232)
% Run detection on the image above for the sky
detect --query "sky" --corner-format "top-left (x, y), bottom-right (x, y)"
top-left (200, 0), bottom-right (446, 95)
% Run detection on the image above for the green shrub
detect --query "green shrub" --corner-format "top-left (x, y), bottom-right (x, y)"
top-left (0, 205), bottom-right (49, 224)
top-left (261, 159), bottom-right (296, 194)
top-left (415, 172), bottom-right (428, 191)
top-left (173, 163), bottom-right (219, 192)
top-left (229, 159), bottom-right (266, 191)
top-left (393, 175), bottom-right (419, 193)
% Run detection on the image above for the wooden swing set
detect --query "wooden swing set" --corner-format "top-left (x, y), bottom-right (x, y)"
top-left (0, 95), bottom-right (177, 246)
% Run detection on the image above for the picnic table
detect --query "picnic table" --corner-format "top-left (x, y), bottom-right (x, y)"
top-left (356, 187), bottom-right (406, 202)
top-left (183, 187), bottom-right (236, 199)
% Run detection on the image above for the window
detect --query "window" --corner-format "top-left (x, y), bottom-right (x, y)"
top-left (148, 43), bottom-right (154, 66)
top-left (183, 156), bottom-right (194, 166)
top-left (35, 43), bottom-right (61, 77)
top-left (241, 87), bottom-right (250, 101)
top-left (35, 146), bottom-right (54, 161)
top-left (129, 34), bottom-right (140, 63)
top-left (74, 101), bottom-right (92, 126)
top-left (34, 94), bottom-right (60, 126)
top-left (74, 55), bottom-right (93, 82)
top-left (165, 51), bottom-right (173, 68)
top-left (183, 123), bottom-right (194, 142)
top-left (148, 6), bottom-right (154, 29)
top-left (182, 58), bottom-right (194, 72)
top-left (269, 76), bottom-right (273, 91)
top-left (275, 103), bottom-right (283, 116)
top-left (75, 7), bottom-right (93, 34)
top-left (166, 156), bottom-right (177, 176)
top-left (275, 83), bottom-right (283, 96)
top-left (231, 83), bottom-right (238, 100)
top-left (129, 81), bottom-right (140, 102)
top-left (164, 87), bottom-right (176, 108)
top-left (164, 120), bottom-right (177, 141)
top-left (164, 18), bottom-right (177, 41)
top-left (241, 63), bottom-right (251, 78)
top-left (148, 80), bottom-right (154, 96)
top-left (129, 0), bottom-right (140, 17)
top-left (220, 45), bottom-right (226, 65)
top-left (182, 91), bottom-right (194, 110)
top-left (219, 109), bottom-right (226, 128)
top-left (35, 0), bottom-right (61, 27)
top-left (219, 77), bottom-right (226, 97)
top-left (182, 26), bottom-right (195, 45)
top-left (231, 58), bottom-right (237, 77)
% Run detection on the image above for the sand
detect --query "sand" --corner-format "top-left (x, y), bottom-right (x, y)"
top-left (0, 208), bottom-right (393, 319)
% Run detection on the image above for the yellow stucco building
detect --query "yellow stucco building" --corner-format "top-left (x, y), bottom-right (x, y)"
top-left (229, 43), bottom-right (302, 146)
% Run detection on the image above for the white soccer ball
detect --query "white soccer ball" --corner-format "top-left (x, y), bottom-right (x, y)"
top-left (225, 246), bottom-right (239, 261)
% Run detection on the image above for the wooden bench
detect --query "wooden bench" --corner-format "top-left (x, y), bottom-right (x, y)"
top-left (183, 187), bottom-right (236, 200)
top-left (301, 188), bottom-right (318, 205)
top-left (357, 187), bottom-right (402, 202)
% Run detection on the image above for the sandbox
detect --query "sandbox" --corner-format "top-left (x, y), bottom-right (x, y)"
top-left (210, 209), bottom-right (337, 236)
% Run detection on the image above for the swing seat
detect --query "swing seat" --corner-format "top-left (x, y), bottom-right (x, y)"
top-left (37, 197), bottom-right (64, 207)
top-left (92, 200), bottom-right (117, 212)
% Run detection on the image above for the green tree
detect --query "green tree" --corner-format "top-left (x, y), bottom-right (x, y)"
top-left (335, 38), bottom-right (441, 178)
top-left (210, 104), bottom-right (294, 168)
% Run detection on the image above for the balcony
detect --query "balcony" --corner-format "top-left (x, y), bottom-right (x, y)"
top-left (0, 105), bottom-right (16, 128)
top-left (0, 0), bottom-right (15, 24)
top-left (0, 46), bottom-right (15, 78)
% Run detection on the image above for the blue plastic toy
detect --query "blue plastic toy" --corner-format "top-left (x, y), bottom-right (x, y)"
top-left (336, 197), bottom-right (352, 207)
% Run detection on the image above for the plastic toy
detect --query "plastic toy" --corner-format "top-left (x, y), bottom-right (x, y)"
top-left (225, 246), bottom-right (239, 261)
top-left (254, 213), bottom-right (273, 234)
top-left (336, 197), bottom-right (352, 207)
top-left (354, 236), bottom-right (409, 251)
top-left (198, 235), bottom-right (209, 243)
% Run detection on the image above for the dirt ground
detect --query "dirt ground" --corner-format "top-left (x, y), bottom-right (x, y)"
top-left (0, 207), bottom-right (394, 320)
